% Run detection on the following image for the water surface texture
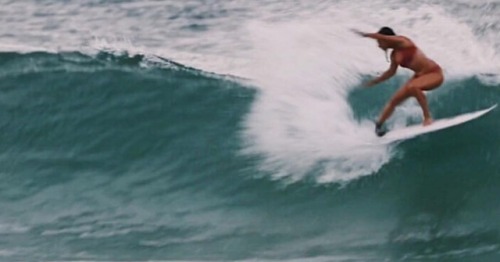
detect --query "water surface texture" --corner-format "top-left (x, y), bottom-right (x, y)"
top-left (0, 0), bottom-right (499, 261)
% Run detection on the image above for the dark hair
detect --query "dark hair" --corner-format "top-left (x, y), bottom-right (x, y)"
top-left (378, 27), bottom-right (396, 36)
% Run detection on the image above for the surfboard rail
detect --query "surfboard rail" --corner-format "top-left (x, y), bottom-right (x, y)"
top-left (377, 104), bottom-right (497, 144)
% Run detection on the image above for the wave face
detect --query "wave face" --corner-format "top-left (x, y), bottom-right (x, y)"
top-left (0, 0), bottom-right (499, 261)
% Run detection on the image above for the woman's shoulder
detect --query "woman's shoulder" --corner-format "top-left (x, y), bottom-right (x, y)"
top-left (398, 36), bottom-right (416, 48)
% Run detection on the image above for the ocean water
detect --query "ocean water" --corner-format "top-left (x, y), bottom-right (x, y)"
top-left (0, 0), bottom-right (499, 261)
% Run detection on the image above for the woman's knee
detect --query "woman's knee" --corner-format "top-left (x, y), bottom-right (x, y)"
top-left (405, 84), bottom-right (422, 97)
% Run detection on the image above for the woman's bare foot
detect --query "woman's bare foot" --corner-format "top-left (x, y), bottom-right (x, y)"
top-left (423, 118), bottom-right (433, 126)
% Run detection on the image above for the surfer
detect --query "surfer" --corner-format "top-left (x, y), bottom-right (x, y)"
top-left (353, 27), bottom-right (444, 136)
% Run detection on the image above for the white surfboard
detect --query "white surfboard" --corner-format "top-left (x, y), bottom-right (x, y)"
top-left (377, 104), bottom-right (497, 144)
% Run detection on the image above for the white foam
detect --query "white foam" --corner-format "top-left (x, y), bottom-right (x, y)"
top-left (241, 20), bottom-right (392, 183)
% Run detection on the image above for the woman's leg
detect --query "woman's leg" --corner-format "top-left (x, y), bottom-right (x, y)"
top-left (377, 86), bottom-right (411, 126)
top-left (406, 71), bottom-right (444, 125)
top-left (377, 71), bottom-right (444, 127)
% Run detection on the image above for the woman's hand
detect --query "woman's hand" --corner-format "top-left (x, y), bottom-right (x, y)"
top-left (351, 29), bottom-right (369, 37)
top-left (363, 80), bottom-right (377, 88)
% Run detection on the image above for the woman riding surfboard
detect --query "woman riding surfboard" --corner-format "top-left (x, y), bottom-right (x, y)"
top-left (353, 27), bottom-right (444, 136)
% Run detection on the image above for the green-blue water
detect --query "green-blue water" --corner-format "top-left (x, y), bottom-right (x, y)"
top-left (0, 1), bottom-right (499, 261)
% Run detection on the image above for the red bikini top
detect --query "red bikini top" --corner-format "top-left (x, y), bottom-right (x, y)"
top-left (398, 46), bottom-right (417, 68)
